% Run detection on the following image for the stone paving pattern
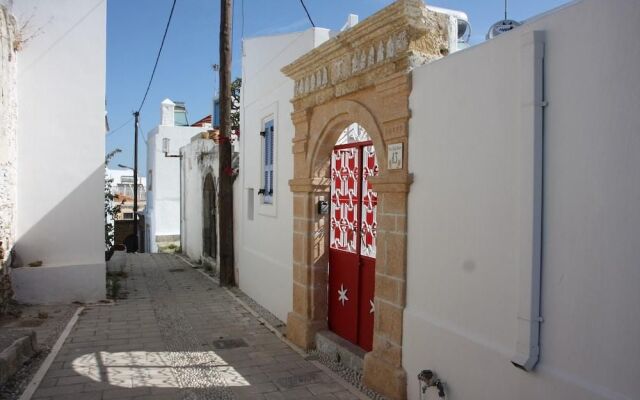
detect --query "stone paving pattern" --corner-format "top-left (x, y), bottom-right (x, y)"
top-left (32, 253), bottom-right (359, 400)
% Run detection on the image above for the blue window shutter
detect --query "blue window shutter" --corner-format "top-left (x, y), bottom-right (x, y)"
top-left (213, 99), bottom-right (220, 127)
top-left (263, 120), bottom-right (275, 204)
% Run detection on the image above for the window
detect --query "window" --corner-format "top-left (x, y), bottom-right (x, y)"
top-left (262, 119), bottom-right (275, 204)
top-left (123, 212), bottom-right (134, 220)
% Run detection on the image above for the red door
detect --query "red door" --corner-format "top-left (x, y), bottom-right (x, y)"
top-left (329, 142), bottom-right (378, 351)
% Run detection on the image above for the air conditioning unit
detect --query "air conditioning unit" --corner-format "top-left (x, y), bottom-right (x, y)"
top-left (427, 6), bottom-right (471, 53)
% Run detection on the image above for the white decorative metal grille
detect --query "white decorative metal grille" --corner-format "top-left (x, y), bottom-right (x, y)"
top-left (330, 147), bottom-right (359, 253)
top-left (360, 145), bottom-right (378, 258)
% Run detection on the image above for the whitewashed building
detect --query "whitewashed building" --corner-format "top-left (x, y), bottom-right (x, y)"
top-left (106, 169), bottom-right (147, 220)
top-left (230, 0), bottom-right (640, 399)
top-left (0, 0), bottom-right (107, 304)
top-left (235, 27), bottom-right (333, 322)
top-left (179, 133), bottom-right (219, 266)
top-left (145, 99), bottom-right (207, 252)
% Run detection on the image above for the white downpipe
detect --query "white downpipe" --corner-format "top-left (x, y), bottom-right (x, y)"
top-left (512, 30), bottom-right (545, 371)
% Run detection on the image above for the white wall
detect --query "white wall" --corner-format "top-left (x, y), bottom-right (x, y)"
top-left (180, 136), bottom-right (217, 262)
top-left (146, 123), bottom-right (203, 252)
top-left (11, 0), bottom-right (106, 303)
top-left (405, 1), bottom-right (640, 399)
top-left (0, 3), bottom-right (17, 261)
top-left (237, 28), bottom-right (330, 322)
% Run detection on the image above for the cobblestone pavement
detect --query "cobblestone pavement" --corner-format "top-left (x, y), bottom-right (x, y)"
top-left (32, 253), bottom-right (359, 400)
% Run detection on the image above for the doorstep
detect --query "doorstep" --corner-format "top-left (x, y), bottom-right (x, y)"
top-left (316, 330), bottom-right (366, 373)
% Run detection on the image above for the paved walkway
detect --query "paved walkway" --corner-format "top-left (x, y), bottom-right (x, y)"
top-left (32, 253), bottom-right (359, 400)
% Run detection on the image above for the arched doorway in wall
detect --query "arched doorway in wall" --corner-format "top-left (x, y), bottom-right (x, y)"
top-left (329, 123), bottom-right (379, 351)
top-left (203, 173), bottom-right (217, 260)
top-left (282, 3), bottom-right (449, 396)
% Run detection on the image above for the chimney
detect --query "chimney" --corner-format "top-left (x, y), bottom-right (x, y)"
top-left (340, 14), bottom-right (359, 31)
top-left (161, 98), bottom-right (175, 126)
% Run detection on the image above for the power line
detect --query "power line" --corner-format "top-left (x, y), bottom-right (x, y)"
top-left (107, 116), bottom-right (134, 137)
top-left (241, 0), bottom-right (245, 39)
top-left (138, 120), bottom-right (148, 145)
top-left (298, 0), bottom-right (315, 27)
top-left (137, 0), bottom-right (178, 113)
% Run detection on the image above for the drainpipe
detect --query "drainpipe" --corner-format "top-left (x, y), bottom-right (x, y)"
top-left (512, 30), bottom-right (545, 372)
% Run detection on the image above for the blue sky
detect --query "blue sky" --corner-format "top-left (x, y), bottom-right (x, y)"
top-left (106, 0), bottom-right (571, 172)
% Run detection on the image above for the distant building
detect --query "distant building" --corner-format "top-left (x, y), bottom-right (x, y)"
top-left (179, 131), bottom-right (219, 267)
top-left (106, 169), bottom-right (146, 220)
top-left (145, 99), bottom-right (210, 252)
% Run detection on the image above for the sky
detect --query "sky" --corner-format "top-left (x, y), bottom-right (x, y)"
top-left (106, 0), bottom-right (572, 172)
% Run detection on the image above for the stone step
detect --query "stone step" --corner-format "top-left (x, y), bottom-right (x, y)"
top-left (316, 330), bottom-right (366, 373)
top-left (0, 329), bottom-right (37, 386)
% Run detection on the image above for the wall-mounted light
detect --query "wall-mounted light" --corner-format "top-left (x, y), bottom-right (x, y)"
top-left (163, 138), bottom-right (181, 158)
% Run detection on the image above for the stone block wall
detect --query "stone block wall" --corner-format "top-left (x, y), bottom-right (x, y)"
top-left (0, 4), bottom-right (17, 313)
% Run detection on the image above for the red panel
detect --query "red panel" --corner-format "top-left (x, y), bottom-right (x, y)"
top-left (358, 256), bottom-right (375, 351)
top-left (328, 250), bottom-right (359, 344)
top-left (328, 140), bottom-right (378, 351)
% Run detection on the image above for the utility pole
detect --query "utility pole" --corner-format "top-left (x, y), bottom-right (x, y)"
top-left (218, 0), bottom-right (235, 286)
top-left (132, 111), bottom-right (140, 252)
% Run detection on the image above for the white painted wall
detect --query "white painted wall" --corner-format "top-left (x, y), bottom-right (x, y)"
top-left (237, 28), bottom-right (330, 322)
top-left (145, 105), bottom-right (204, 252)
top-left (180, 135), bottom-right (218, 263)
top-left (11, 0), bottom-right (106, 303)
top-left (0, 3), bottom-right (17, 263)
top-left (405, 1), bottom-right (640, 399)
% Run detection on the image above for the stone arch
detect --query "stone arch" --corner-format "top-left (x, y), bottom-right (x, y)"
top-left (202, 172), bottom-right (217, 260)
top-left (286, 80), bottom-right (413, 400)
top-left (306, 99), bottom-right (387, 179)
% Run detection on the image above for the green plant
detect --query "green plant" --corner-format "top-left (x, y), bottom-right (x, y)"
top-left (230, 77), bottom-right (241, 135)
top-left (106, 274), bottom-right (121, 300)
top-left (105, 149), bottom-right (122, 252)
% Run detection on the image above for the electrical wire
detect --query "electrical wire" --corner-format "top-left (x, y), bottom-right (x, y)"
top-left (138, 120), bottom-right (148, 145)
top-left (107, 116), bottom-right (134, 137)
top-left (137, 0), bottom-right (178, 113)
top-left (298, 0), bottom-right (315, 27)
top-left (241, 0), bottom-right (245, 40)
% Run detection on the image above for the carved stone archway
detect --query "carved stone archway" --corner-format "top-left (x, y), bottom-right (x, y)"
top-left (282, 1), bottom-right (449, 398)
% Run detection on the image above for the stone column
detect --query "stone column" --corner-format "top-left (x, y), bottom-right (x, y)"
top-left (287, 179), bottom-right (330, 350)
top-left (363, 175), bottom-right (412, 400)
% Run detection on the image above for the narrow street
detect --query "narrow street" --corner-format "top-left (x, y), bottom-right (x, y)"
top-left (32, 254), bottom-right (358, 400)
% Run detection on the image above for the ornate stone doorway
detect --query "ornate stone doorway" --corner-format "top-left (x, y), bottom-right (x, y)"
top-left (281, 1), bottom-right (449, 398)
top-left (202, 173), bottom-right (217, 260)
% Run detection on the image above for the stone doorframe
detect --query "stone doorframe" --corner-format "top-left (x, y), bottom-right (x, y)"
top-left (282, 1), bottom-right (449, 399)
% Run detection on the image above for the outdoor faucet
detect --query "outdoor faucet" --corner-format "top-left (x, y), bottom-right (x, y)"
top-left (418, 370), bottom-right (446, 398)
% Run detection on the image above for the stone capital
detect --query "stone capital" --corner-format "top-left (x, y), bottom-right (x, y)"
top-left (369, 172), bottom-right (413, 193)
top-left (289, 177), bottom-right (331, 193)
